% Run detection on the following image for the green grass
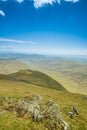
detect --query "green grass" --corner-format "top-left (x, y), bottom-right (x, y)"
top-left (0, 72), bottom-right (87, 130)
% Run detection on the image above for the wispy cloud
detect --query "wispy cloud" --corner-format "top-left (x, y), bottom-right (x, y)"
top-left (34, 0), bottom-right (55, 9)
top-left (64, 0), bottom-right (79, 3)
top-left (0, 0), bottom-right (79, 9)
top-left (1, 0), bottom-right (24, 3)
top-left (0, 38), bottom-right (36, 44)
top-left (0, 10), bottom-right (5, 16)
top-left (16, 0), bottom-right (24, 3)
top-left (33, 0), bottom-right (79, 8)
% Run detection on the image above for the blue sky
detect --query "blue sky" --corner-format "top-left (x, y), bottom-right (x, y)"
top-left (0, 0), bottom-right (87, 55)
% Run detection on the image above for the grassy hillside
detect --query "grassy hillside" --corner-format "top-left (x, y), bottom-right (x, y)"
top-left (0, 69), bottom-right (87, 130)
top-left (0, 69), bottom-right (65, 91)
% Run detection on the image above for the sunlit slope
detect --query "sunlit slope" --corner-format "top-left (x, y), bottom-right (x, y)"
top-left (0, 73), bottom-right (87, 130)
top-left (0, 69), bottom-right (65, 91)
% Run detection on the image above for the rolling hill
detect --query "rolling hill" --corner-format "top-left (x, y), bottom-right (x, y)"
top-left (0, 69), bottom-right (65, 91)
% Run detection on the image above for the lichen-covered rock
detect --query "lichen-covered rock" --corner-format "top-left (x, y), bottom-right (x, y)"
top-left (0, 96), bottom-right (70, 130)
top-left (61, 120), bottom-right (70, 130)
top-left (32, 107), bottom-right (43, 122)
top-left (45, 100), bottom-right (70, 130)
top-left (16, 99), bottom-right (43, 121)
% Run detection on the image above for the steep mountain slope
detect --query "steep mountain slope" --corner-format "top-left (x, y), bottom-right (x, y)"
top-left (0, 69), bottom-right (65, 91)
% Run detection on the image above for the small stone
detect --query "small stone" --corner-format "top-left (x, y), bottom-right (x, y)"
top-left (72, 106), bottom-right (79, 115)
top-left (68, 112), bottom-right (74, 118)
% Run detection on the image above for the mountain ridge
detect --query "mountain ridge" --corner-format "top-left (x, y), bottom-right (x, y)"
top-left (0, 69), bottom-right (66, 91)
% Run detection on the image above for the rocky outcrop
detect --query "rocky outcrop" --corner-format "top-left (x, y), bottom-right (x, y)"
top-left (0, 95), bottom-right (70, 130)
top-left (44, 100), bottom-right (70, 130)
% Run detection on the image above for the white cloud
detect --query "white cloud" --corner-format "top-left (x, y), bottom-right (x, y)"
top-left (33, 0), bottom-right (79, 8)
top-left (34, 0), bottom-right (56, 8)
top-left (64, 0), bottom-right (79, 3)
top-left (16, 0), bottom-right (24, 3)
top-left (0, 0), bottom-right (79, 9)
top-left (0, 10), bottom-right (5, 16)
top-left (0, 38), bottom-right (36, 44)
top-left (1, 0), bottom-right (24, 3)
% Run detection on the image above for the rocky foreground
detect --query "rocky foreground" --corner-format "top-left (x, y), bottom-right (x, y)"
top-left (0, 95), bottom-right (79, 130)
